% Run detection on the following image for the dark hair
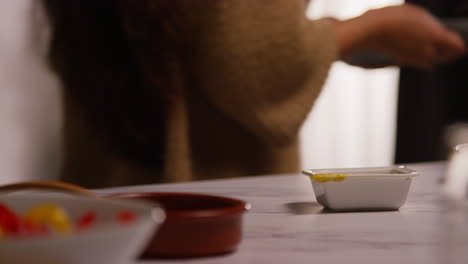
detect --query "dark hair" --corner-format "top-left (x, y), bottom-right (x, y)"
top-left (42, 0), bottom-right (183, 170)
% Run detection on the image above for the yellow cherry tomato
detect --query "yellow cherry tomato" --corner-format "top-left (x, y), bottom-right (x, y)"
top-left (24, 204), bottom-right (72, 233)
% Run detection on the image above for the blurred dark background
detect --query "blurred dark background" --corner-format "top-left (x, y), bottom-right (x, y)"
top-left (396, 0), bottom-right (468, 163)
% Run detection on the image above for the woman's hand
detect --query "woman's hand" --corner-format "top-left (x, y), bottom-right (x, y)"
top-left (331, 4), bottom-right (466, 70)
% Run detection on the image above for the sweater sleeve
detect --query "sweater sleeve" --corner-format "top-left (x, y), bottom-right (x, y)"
top-left (184, 0), bottom-right (338, 146)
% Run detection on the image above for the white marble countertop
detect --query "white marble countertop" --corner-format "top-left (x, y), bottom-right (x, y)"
top-left (99, 161), bottom-right (468, 264)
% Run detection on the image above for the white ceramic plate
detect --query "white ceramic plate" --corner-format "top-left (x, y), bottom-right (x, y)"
top-left (0, 193), bottom-right (164, 264)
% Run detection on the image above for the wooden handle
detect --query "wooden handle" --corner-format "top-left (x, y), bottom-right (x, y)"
top-left (0, 181), bottom-right (98, 197)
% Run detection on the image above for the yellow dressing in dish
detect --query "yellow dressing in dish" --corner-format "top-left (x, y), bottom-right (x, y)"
top-left (311, 174), bottom-right (349, 183)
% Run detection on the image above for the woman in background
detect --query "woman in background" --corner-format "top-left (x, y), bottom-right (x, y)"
top-left (42, 0), bottom-right (464, 188)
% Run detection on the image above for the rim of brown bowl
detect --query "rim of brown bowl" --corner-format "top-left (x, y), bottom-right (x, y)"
top-left (105, 192), bottom-right (250, 218)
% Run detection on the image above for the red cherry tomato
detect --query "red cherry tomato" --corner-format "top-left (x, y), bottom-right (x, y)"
top-left (117, 211), bottom-right (136, 225)
top-left (77, 210), bottom-right (96, 231)
top-left (20, 220), bottom-right (49, 237)
top-left (0, 203), bottom-right (21, 235)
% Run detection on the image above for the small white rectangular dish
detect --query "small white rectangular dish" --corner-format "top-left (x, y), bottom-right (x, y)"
top-left (301, 165), bottom-right (420, 211)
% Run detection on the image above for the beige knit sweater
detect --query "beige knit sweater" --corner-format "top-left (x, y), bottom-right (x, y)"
top-left (60, 0), bottom-right (337, 188)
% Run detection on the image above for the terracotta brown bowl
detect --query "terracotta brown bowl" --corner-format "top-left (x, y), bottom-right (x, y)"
top-left (107, 192), bottom-right (250, 258)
